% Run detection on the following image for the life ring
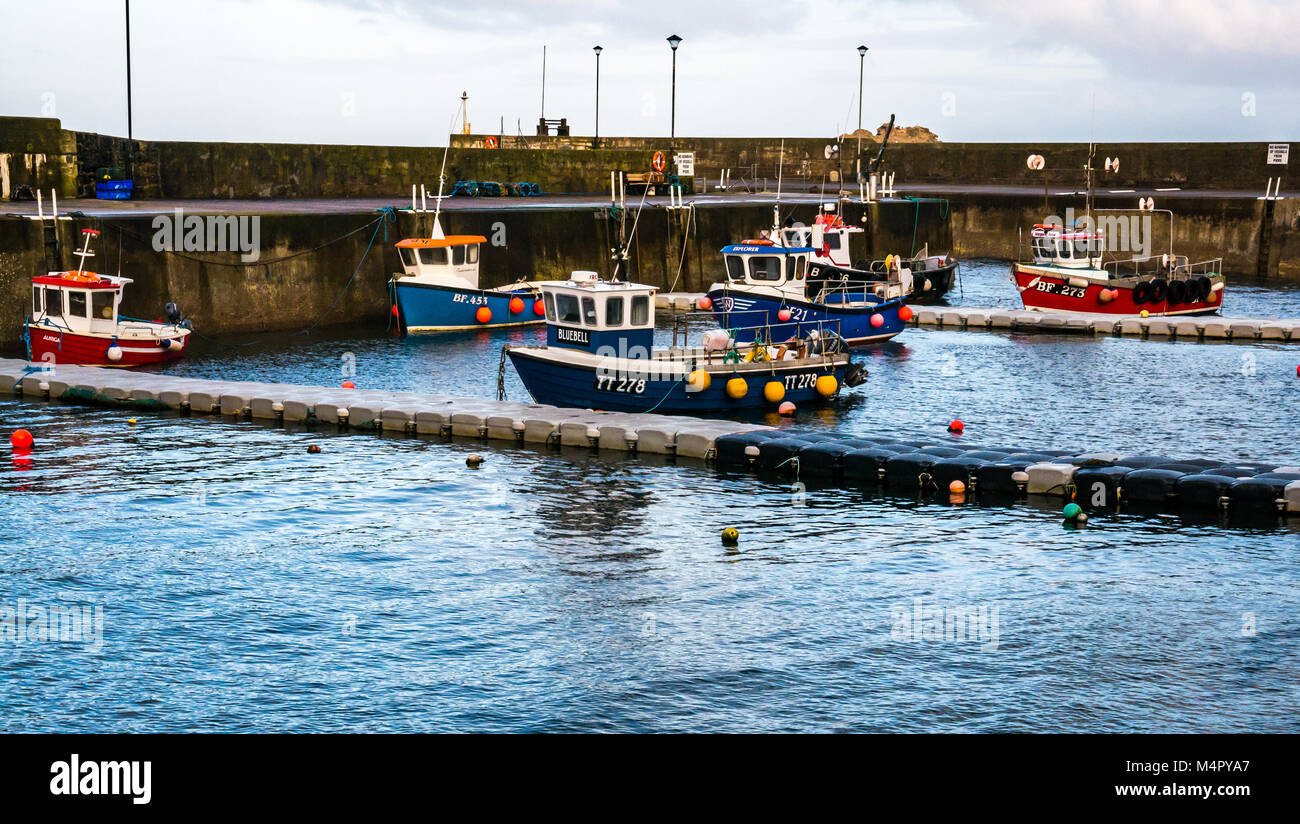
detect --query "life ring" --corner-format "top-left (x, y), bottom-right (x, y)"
top-left (484, 136), bottom-right (499, 149)
top-left (1132, 281), bottom-right (1150, 304)
top-left (651, 151), bottom-right (666, 172)
top-left (1148, 278), bottom-right (1168, 303)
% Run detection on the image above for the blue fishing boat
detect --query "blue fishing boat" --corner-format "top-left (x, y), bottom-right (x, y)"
top-left (389, 234), bottom-right (543, 332)
top-left (505, 271), bottom-right (865, 415)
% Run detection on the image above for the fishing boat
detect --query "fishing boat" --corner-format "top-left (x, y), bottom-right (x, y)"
top-left (706, 207), bottom-right (913, 346)
top-left (777, 204), bottom-right (959, 301)
top-left (389, 233), bottom-right (543, 332)
top-left (389, 97), bottom-right (544, 334)
top-left (1011, 222), bottom-right (1224, 316)
top-left (24, 229), bottom-right (191, 366)
top-left (505, 271), bottom-right (865, 414)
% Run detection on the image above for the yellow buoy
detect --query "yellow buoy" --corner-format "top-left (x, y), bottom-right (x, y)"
top-left (686, 369), bottom-right (711, 393)
top-left (815, 374), bottom-right (838, 398)
top-left (1140, 309), bottom-right (1149, 318)
top-left (721, 527), bottom-right (739, 545)
top-left (725, 377), bottom-right (748, 399)
top-left (763, 380), bottom-right (785, 403)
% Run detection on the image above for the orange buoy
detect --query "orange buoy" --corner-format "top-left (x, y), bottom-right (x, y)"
top-left (476, 306), bottom-right (492, 323)
top-left (948, 419), bottom-right (964, 433)
top-left (898, 305), bottom-right (914, 322)
top-left (533, 299), bottom-right (545, 316)
top-left (778, 308), bottom-right (792, 322)
top-left (342, 380), bottom-right (355, 389)
top-left (778, 401), bottom-right (796, 416)
top-left (949, 479), bottom-right (966, 493)
top-left (509, 296), bottom-right (525, 314)
top-left (10, 429), bottom-right (34, 449)
top-left (697, 296), bottom-right (712, 311)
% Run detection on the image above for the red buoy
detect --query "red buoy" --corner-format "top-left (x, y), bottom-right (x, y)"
top-left (697, 296), bottom-right (713, 311)
top-left (947, 419), bottom-right (964, 434)
top-left (475, 306), bottom-right (492, 324)
top-left (778, 308), bottom-right (792, 322)
top-left (533, 299), bottom-right (545, 316)
top-left (342, 380), bottom-right (355, 389)
top-left (509, 297), bottom-right (525, 314)
top-left (10, 429), bottom-right (33, 449)
top-left (870, 313), bottom-right (885, 327)
top-left (898, 305), bottom-right (914, 322)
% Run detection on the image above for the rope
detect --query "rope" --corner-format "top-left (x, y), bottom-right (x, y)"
top-left (640, 374), bottom-right (686, 414)
top-left (291, 207), bottom-right (397, 336)
top-left (665, 202), bottom-right (696, 295)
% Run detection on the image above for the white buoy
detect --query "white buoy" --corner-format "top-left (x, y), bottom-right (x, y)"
top-left (106, 344), bottom-right (123, 362)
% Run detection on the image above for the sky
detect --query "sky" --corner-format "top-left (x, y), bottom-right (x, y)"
top-left (1, 0), bottom-right (1297, 145)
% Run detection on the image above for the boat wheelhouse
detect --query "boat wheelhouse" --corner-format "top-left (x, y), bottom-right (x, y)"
top-left (25, 229), bottom-right (190, 366)
top-left (1012, 222), bottom-right (1225, 316)
top-left (506, 271), bottom-right (863, 415)
top-left (707, 239), bottom-right (911, 346)
top-left (390, 232), bottom-right (543, 332)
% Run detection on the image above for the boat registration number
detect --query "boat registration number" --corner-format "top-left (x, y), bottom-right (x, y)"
top-left (594, 376), bottom-right (647, 394)
top-left (452, 293), bottom-right (488, 305)
top-left (783, 373), bottom-right (820, 390)
top-left (1034, 281), bottom-right (1087, 299)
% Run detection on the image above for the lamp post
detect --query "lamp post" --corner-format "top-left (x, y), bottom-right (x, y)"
top-left (856, 45), bottom-right (868, 182)
top-left (593, 46), bottom-right (602, 150)
top-left (667, 34), bottom-right (682, 152)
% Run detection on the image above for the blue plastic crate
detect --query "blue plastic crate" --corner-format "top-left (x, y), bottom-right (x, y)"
top-left (96, 180), bottom-right (133, 200)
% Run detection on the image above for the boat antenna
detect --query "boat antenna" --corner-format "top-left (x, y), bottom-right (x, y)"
top-left (429, 97), bottom-right (465, 240)
top-left (773, 138), bottom-right (784, 236)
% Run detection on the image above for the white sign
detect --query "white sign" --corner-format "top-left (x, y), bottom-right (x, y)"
top-left (1267, 143), bottom-right (1290, 165)
top-left (674, 152), bottom-right (695, 176)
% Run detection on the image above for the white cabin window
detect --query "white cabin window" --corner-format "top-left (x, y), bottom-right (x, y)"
top-left (467, 244), bottom-right (479, 264)
top-left (726, 255), bottom-right (745, 281)
top-left (581, 296), bottom-right (598, 326)
top-left (787, 256), bottom-right (806, 280)
top-left (555, 293), bottom-right (581, 324)
top-left (32, 287), bottom-right (41, 314)
top-left (92, 291), bottom-right (115, 320)
top-left (398, 247), bottom-right (415, 267)
top-left (68, 290), bottom-right (88, 317)
top-left (631, 295), bottom-right (649, 326)
top-left (418, 247), bottom-right (447, 266)
top-left (606, 296), bottom-right (624, 326)
top-left (749, 256), bottom-right (782, 282)
top-left (543, 291), bottom-right (556, 322)
top-left (44, 287), bottom-right (62, 315)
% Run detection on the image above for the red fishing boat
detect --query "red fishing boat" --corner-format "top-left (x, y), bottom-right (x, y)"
top-left (1011, 224), bottom-right (1225, 316)
top-left (24, 229), bottom-right (191, 366)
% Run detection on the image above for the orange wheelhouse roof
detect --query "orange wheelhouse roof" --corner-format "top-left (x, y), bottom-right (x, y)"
top-left (395, 236), bottom-right (487, 249)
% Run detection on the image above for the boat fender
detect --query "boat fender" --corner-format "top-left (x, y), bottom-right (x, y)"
top-left (686, 369), bottom-right (711, 393)
top-left (1131, 281), bottom-right (1151, 304)
top-left (475, 306), bottom-right (492, 323)
top-left (106, 343), bottom-right (123, 362)
top-left (815, 374), bottom-right (838, 397)
top-left (533, 299), bottom-right (545, 316)
top-left (725, 377), bottom-right (748, 399)
top-left (869, 313), bottom-right (884, 328)
top-left (922, 279), bottom-right (932, 292)
top-left (509, 297), bottom-right (525, 314)
top-left (763, 381), bottom-right (785, 403)
top-left (1167, 279), bottom-right (1187, 304)
top-left (898, 305), bottom-right (914, 322)
top-left (1148, 278), bottom-right (1168, 303)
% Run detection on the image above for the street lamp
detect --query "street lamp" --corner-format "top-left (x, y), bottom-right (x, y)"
top-left (593, 45), bottom-right (603, 150)
top-left (856, 45), bottom-right (868, 183)
top-left (667, 34), bottom-right (682, 151)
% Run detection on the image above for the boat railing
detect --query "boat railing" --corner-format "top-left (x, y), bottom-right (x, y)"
top-left (1103, 254), bottom-right (1224, 280)
top-left (810, 277), bottom-right (897, 306)
top-left (669, 309), bottom-right (848, 366)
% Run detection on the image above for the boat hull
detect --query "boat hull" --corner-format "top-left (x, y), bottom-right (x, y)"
top-left (1011, 264), bottom-right (1224, 316)
top-left (706, 289), bottom-right (907, 346)
top-left (908, 260), bottom-right (958, 302)
top-left (27, 325), bottom-right (189, 367)
top-left (507, 347), bottom-right (850, 414)
top-left (392, 280), bottom-right (545, 332)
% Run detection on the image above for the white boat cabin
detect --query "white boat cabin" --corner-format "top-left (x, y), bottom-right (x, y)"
top-left (539, 271), bottom-right (657, 354)
top-left (720, 243), bottom-right (818, 300)
top-left (1029, 225), bottom-right (1105, 270)
top-left (776, 204), bottom-right (862, 267)
top-left (394, 235), bottom-right (487, 290)
top-left (31, 272), bottom-right (128, 335)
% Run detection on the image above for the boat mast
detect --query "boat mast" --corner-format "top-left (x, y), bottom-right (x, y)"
top-left (429, 96), bottom-right (465, 241)
top-left (772, 138), bottom-right (784, 237)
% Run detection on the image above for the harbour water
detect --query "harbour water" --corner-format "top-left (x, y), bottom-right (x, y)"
top-left (2, 260), bottom-right (1297, 732)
